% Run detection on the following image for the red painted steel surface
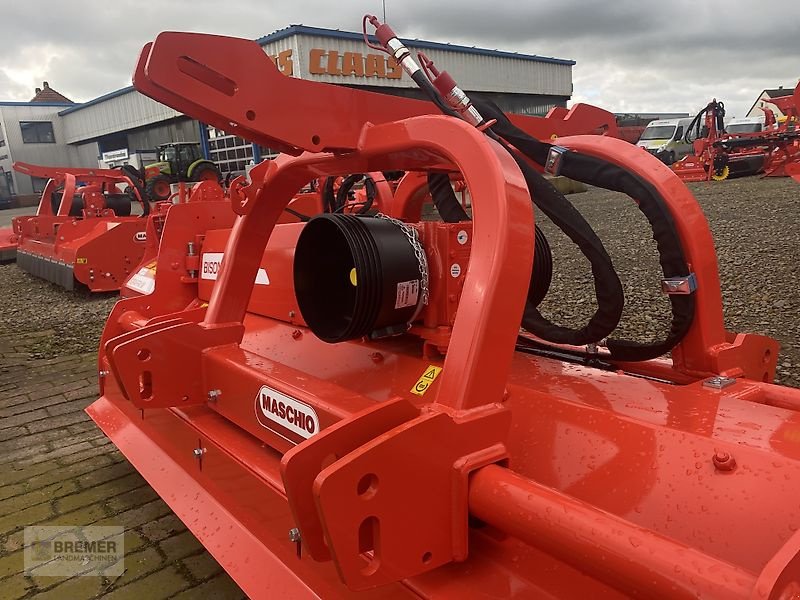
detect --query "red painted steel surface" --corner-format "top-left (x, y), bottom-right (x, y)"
top-left (86, 29), bottom-right (800, 599)
top-left (0, 226), bottom-right (18, 261)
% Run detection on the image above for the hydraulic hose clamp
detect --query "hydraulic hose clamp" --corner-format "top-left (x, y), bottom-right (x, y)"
top-left (544, 146), bottom-right (570, 176)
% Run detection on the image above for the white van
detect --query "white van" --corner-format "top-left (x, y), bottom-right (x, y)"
top-left (636, 118), bottom-right (694, 164)
top-left (725, 116), bottom-right (765, 135)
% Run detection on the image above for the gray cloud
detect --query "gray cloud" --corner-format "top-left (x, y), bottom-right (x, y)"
top-left (1, 0), bottom-right (797, 117)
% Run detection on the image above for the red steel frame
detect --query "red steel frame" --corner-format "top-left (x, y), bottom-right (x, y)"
top-left (87, 31), bottom-right (800, 599)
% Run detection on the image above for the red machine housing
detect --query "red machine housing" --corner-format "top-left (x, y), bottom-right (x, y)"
top-left (0, 226), bottom-right (18, 262)
top-left (12, 162), bottom-right (151, 291)
top-left (86, 30), bottom-right (800, 600)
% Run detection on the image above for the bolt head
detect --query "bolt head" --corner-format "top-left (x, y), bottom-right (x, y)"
top-left (712, 450), bottom-right (736, 472)
top-left (288, 527), bottom-right (301, 542)
top-left (193, 448), bottom-right (204, 457)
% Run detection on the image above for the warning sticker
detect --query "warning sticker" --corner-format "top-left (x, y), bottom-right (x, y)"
top-left (410, 365), bottom-right (443, 396)
top-left (395, 279), bottom-right (420, 309)
top-left (126, 269), bottom-right (156, 295)
top-left (450, 263), bottom-right (462, 278)
top-left (126, 260), bottom-right (157, 295)
top-left (75, 258), bottom-right (88, 264)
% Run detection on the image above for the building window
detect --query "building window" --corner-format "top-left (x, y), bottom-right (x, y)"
top-left (20, 121), bottom-right (55, 144)
top-left (0, 155), bottom-right (7, 161)
top-left (0, 139), bottom-right (5, 147)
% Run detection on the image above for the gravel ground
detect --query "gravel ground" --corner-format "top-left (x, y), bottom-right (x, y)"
top-left (0, 173), bottom-right (797, 386)
top-left (0, 265), bottom-right (116, 358)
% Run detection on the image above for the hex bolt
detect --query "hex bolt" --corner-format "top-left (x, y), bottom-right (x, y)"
top-left (207, 389), bottom-right (221, 402)
top-left (187, 241), bottom-right (197, 279)
top-left (193, 448), bottom-right (205, 458)
top-left (289, 527), bottom-right (302, 558)
top-left (98, 370), bottom-right (109, 378)
top-left (712, 450), bottom-right (736, 472)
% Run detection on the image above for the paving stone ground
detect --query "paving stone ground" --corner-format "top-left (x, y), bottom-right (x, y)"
top-left (0, 317), bottom-right (246, 598)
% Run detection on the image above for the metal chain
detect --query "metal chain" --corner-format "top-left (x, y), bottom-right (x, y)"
top-left (374, 213), bottom-right (429, 306)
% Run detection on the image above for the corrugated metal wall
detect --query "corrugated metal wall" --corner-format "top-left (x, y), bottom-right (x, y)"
top-left (62, 90), bottom-right (181, 145)
top-left (261, 34), bottom-right (572, 97)
top-left (0, 120), bottom-right (12, 190)
top-left (0, 105), bottom-right (75, 195)
top-left (126, 118), bottom-right (199, 151)
top-left (69, 141), bottom-right (100, 167)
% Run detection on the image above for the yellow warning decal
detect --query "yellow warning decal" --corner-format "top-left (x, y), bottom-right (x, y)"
top-left (410, 365), bottom-right (442, 396)
top-left (75, 258), bottom-right (88, 264)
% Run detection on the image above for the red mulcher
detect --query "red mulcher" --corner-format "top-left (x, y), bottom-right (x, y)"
top-left (87, 18), bottom-right (800, 599)
top-left (12, 162), bottom-right (152, 291)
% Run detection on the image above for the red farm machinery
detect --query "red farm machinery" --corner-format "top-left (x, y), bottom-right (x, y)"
top-left (672, 82), bottom-right (800, 182)
top-left (11, 162), bottom-right (152, 291)
top-left (86, 17), bottom-right (800, 600)
top-left (0, 226), bottom-right (18, 262)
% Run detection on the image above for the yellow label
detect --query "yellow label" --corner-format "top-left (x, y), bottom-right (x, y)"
top-left (410, 365), bottom-right (442, 396)
top-left (75, 258), bottom-right (88, 264)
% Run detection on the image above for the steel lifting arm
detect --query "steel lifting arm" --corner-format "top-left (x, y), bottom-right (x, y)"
top-left (134, 32), bottom-right (619, 156)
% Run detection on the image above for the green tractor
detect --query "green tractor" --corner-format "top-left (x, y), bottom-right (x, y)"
top-left (143, 142), bottom-right (221, 200)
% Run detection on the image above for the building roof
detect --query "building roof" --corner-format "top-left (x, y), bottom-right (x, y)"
top-left (256, 24), bottom-right (576, 66)
top-left (30, 82), bottom-right (73, 103)
top-left (59, 86), bottom-right (135, 116)
top-left (0, 101), bottom-right (74, 107)
top-left (747, 86), bottom-right (797, 117)
top-left (763, 88), bottom-right (793, 99)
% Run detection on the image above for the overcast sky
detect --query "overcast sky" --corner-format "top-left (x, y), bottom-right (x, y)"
top-left (1, 1), bottom-right (797, 118)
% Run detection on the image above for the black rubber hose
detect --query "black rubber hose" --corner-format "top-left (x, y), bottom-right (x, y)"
top-left (475, 103), bottom-right (625, 345)
top-left (322, 176), bottom-right (337, 213)
top-left (427, 173), bottom-right (469, 222)
top-left (476, 101), bottom-right (695, 361)
top-left (427, 172), bottom-right (553, 308)
top-left (684, 105), bottom-right (706, 143)
top-left (335, 174), bottom-right (376, 214)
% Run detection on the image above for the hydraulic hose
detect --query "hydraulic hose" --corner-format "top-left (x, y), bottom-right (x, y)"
top-left (477, 101), bottom-right (695, 361)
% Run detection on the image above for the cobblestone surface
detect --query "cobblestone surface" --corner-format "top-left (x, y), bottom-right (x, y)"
top-left (0, 272), bottom-right (244, 599)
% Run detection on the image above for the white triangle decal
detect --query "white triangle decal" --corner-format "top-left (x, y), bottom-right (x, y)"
top-left (255, 268), bottom-right (270, 285)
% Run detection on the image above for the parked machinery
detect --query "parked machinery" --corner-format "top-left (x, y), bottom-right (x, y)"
top-left (672, 83), bottom-right (800, 182)
top-left (11, 162), bottom-right (151, 291)
top-left (86, 18), bottom-right (800, 600)
top-left (143, 142), bottom-right (221, 201)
